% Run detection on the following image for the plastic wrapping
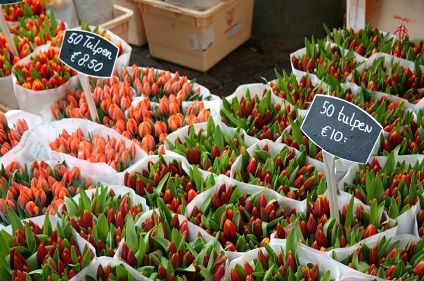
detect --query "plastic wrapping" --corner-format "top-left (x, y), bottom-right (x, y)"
top-left (21, 118), bottom-right (147, 174)
top-left (347, 53), bottom-right (424, 113)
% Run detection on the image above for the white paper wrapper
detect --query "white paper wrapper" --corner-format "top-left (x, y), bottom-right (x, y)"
top-left (70, 256), bottom-right (149, 281)
top-left (0, 75), bottom-right (17, 109)
top-left (124, 66), bottom-right (219, 101)
top-left (12, 45), bottom-right (80, 115)
top-left (328, 234), bottom-right (420, 280)
top-left (338, 154), bottom-right (424, 235)
top-left (347, 53), bottom-right (424, 113)
top-left (413, 203), bottom-right (422, 238)
top-left (290, 42), bottom-right (365, 82)
top-left (230, 139), bottom-right (327, 205)
top-left (222, 83), bottom-right (286, 109)
top-left (185, 174), bottom-right (306, 260)
top-left (114, 209), bottom-right (229, 276)
top-left (225, 242), bottom-right (341, 280)
top-left (3, 215), bottom-right (97, 273)
top-left (22, 118), bottom-right (147, 174)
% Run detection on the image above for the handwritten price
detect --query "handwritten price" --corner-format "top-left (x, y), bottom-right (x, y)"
top-left (321, 125), bottom-right (347, 143)
top-left (70, 52), bottom-right (104, 72)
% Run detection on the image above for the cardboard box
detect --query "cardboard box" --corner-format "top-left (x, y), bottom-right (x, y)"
top-left (112, 0), bottom-right (147, 46)
top-left (137, 0), bottom-right (254, 72)
top-left (347, 0), bottom-right (424, 40)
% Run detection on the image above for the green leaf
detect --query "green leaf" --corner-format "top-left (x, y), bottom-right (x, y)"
top-left (155, 172), bottom-right (170, 195)
top-left (285, 226), bottom-right (297, 258)
top-left (64, 197), bottom-right (79, 216)
top-left (125, 214), bottom-right (138, 253)
top-left (7, 207), bottom-right (23, 233)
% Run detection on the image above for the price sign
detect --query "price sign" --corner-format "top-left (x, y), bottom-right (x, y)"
top-left (301, 95), bottom-right (382, 164)
top-left (59, 30), bottom-right (118, 78)
top-left (0, 0), bottom-right (22, 4)
top-left (302, 95), bottom-right (383, 224)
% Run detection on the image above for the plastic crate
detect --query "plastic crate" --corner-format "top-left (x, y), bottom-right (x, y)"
top-left (137, 0), bottom-right (254, 72)
top-left (100, 4), bottom-right (134, 42)
top-left (112, 0), bottom-right (147, 46)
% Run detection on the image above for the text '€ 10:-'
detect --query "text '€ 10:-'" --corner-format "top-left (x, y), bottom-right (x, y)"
top-left (301, 95), bottom-right (383, 163)
top-left (59, 30), bottom-right (119, 78)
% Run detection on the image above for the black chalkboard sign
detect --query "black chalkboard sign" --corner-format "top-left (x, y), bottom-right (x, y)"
top-left (0, 0), bottom-right (22, 4)
top-left (59, 30), bottom-right (118, 78)
top-left (301, 95), bottom-right (383, 163)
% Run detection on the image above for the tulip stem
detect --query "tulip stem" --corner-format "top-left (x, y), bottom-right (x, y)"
top-left (322, 150), bottom-right (340, 224)
top-left (0, 5), bottom-right (19, 57)
top-left (79, 72), bottom-right (99, 122)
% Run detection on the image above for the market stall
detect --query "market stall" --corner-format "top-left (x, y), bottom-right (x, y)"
top-left (0, 0), bottom-right (423, 280)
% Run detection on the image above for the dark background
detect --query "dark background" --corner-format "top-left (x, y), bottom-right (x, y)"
top-left (130, 0), bottom-right (345, 97)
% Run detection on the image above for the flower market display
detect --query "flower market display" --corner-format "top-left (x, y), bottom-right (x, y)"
top-left (0, 1), bottom-right (423, 280)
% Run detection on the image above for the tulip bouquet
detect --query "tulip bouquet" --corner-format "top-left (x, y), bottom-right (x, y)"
top-left (118, 209), bottom-right (227, 281)
top-left (281, 118), bottom-right (323, 161)
top-left (49, 128), bottom-right (137, 172)
top-left (274, 195), bottom-right (395, 251)
top-left (61, 184), bottom-right (146, 257)
top-left (0, 160), bottom-right (89, 225)
top-left (325, 24), bottom-right (394, 58)
top-left (123, 156), bottom-right (215, 213)
top-left (120, 65), bottom-right (207, 103)
top-left (221, 89), bottom-right (297, 141)
top-left (2, 0), bottom-right (45, 22)
top-left (331, 235), bottom-right (424, 280)
top-left (187, 182), bottom-right (299, 253)
top-left (0, 213), bottom-right (95, 281)
top-left (13, 46), bottom-right (77, 91)
top-left (381, 111), bottom-right (424, 155)
top-left (50, 77), bottom-right (134, 121)
top-left (328, 83), bottom-right (408, 134)
top-left (125, 98), bottom-right (212, 153)
top-left (0, 33), bottom-right (19, 77)
top-left (0, 111), bottom-right (28, 156)
top-left (351, 56), bottom-right (424, 104)
top-left (269, 71), bottom-right (327, 110)
top-left (166, 118), bottom-right (256, 176)
top-left (229, 242), bottom-right (336, 281)
top-left (11, 10), bottom-right (66, 54)
top-left (291, 38), bottom-right (361, 82)
top-left (341, 153), bottom-right (424, 219)
top-left (234, 143), bottom-right (325, 201)
top-left (392, 38), bottom-right (424, 66)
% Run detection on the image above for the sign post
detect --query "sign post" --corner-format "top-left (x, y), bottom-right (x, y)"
top-left (301, 95), bottom-right (383, 223)
top-left (59, 29), bottom-right (119, 122)
top-left (0, 0), bottom-right (22, 57)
